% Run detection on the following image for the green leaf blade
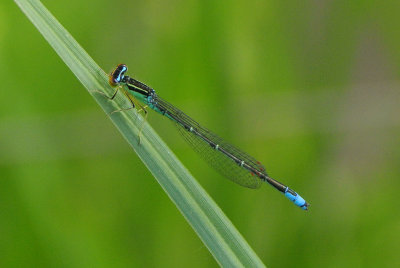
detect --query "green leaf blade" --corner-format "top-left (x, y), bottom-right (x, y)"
top-left (14, 0), bottom-right (266, 266)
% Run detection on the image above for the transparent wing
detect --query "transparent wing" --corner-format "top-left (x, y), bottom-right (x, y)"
top-left (155, 96), bottom-right (265, 189)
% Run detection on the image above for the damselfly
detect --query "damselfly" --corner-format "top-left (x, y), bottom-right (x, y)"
top-left (106, 64), bottom-right (309, 210)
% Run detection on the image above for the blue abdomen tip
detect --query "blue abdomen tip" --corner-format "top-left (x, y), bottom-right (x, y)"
top-left (284, 187), bottom-right (309, 210)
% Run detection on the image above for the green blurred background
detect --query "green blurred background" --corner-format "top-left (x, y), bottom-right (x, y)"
top-left (1, 0), bottom-right (400, 267)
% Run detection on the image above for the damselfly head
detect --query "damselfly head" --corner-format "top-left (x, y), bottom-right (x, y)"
top-left (109, 64), bottom-right (128, 86)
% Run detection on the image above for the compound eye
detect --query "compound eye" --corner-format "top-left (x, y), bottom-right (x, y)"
top-left (109, 64), bottom-right (128, 86)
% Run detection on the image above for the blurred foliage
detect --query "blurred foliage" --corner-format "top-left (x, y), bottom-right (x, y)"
top-left (1, 0), bottom-right (400, 267)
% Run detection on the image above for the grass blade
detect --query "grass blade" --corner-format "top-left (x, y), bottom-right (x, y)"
top-left (14, 0), bottom-right (266, 266)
